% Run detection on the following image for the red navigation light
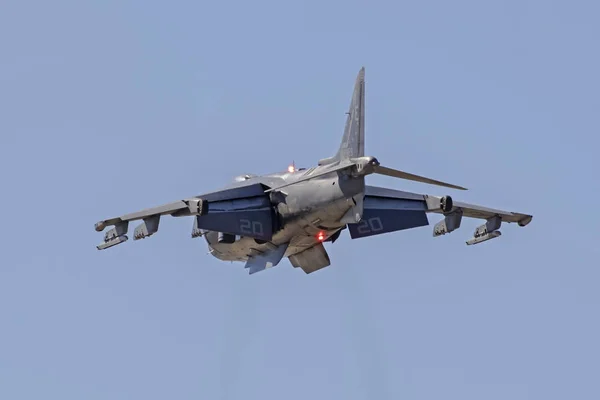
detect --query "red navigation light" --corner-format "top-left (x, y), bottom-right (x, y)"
top-left (317, 231), bottom-right (325, 241)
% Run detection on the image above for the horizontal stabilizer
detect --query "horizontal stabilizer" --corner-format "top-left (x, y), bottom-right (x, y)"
top-left (373, 165), bottom-right (467, 190)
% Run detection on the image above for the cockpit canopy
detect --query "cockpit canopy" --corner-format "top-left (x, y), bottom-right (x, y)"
top-left (233, 174), bottom-right (257, 182)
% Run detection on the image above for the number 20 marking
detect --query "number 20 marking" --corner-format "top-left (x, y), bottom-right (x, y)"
top-left (356, 217), bottom-right (384, 234)
top-left (240, 219), bottom-right (264, 236)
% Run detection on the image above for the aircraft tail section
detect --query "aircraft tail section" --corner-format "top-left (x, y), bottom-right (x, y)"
top-left (319, 67), bottom-right (365, 165)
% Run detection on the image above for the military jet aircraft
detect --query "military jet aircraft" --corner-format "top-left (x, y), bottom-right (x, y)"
top-left (94, 67), bottom-right (533, 274)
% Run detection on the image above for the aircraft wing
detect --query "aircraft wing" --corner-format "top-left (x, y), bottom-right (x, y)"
top-left (428, 199), bottom-right (532, 225)
top-left (348, 186), bottom-right (532, 245)
top-left (94, 183), bottom-right (279, 250)
top-left (94, 200), bottom-right (192, 232)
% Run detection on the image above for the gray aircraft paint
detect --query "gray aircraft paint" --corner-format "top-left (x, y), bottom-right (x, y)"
top-left (94, 67), bottom-right (533, 274)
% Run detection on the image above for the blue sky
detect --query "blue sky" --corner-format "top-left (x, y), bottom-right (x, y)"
top-left (1, 0), bottom-right (598, 399)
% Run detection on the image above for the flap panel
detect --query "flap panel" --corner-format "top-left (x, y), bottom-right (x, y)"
top-left (348, 195), bottom-right (429, 239)
top-left (195, 187), bottom-right (277, 240)
top-left (195, 209), bottom-right (276, 241)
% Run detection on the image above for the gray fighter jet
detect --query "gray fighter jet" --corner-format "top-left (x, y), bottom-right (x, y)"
top-left (94, 67), bottom-right (533, 274)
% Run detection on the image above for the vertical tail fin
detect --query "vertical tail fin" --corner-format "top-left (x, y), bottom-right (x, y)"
top-left (319, 67), bottom-right (365, 165)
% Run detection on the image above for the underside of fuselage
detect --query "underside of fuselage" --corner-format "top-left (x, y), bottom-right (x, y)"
top-left (203, 207), bottom-right (347, 262)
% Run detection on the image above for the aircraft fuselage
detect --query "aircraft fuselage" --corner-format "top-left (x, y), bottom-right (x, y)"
top-left (203, 170), bottom-right (364, 262)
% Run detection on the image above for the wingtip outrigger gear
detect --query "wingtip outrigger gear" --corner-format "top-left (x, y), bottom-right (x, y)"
top-left (518, 215), bottom-right (533, 227)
